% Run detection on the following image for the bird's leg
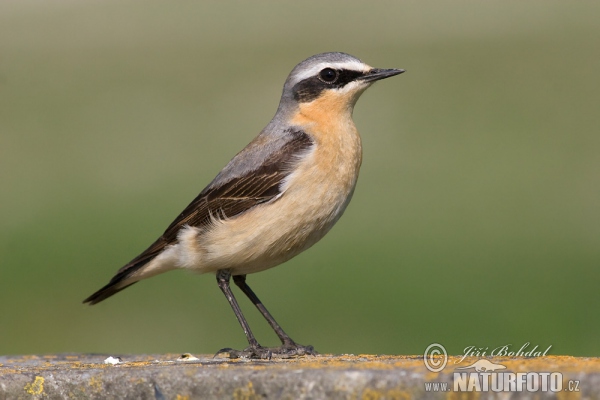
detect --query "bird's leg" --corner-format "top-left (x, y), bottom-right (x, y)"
top-left (232, 274), bottom-right (317, 357)
top-left (215, 270), bottom-right (271, 359)
top-left (232, 274), bottom-right (292, 345)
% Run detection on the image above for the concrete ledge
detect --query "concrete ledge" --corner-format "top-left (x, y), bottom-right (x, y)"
top-left (1, 354), bottom-right (599, 399)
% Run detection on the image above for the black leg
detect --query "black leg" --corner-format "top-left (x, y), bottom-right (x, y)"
top-left (232, 274), bottom-right (294, 345)
top-left (215, 270), bottom-right (274, 359)
top-left (215, 270), bottom-right (260, 348)
top-left (232, 274), bottom-right (317, 357)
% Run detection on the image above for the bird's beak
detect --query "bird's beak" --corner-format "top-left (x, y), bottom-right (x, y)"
top-left (360, 68), bottom-right (405, 83)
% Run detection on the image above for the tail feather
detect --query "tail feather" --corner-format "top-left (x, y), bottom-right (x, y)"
top-left (83, 281), bottom-right (137, 305)
top-left (83, 236), bottom-right (169, 305)
top-left (83, 266), bottom-right (142, 305)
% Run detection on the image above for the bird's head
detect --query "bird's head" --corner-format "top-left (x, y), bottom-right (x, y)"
top-left (280, 52), bottom-right (404, 117)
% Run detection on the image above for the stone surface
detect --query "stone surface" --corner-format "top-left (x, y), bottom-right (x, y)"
top-left (1, 354), bottom-right (598, 399)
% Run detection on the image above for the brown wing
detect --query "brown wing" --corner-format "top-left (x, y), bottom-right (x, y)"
top-left (84, 130), bottom-right (313, 304)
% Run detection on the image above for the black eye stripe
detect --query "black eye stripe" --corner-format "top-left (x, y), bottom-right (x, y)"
top-left (293, 69), bottom-right (366, 103)
top-left (337, 69), bottom-right (364, 85)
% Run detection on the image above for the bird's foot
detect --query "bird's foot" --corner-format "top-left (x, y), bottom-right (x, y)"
top-left (273, 342), bottom-right (317, 358)
top-left (214, 345), bottom-right (273, 360)
top-left (215, 343), bottom-right (317, 360)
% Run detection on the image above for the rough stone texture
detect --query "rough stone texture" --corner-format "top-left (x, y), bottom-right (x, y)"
top-left (1, 354), bottom-right (598, 399)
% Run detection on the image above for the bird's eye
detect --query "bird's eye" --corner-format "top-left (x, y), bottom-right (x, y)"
top-left (318, 68), bottom-right (339, 83)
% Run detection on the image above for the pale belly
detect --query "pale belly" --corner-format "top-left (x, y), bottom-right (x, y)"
top-left (196, 144), bottom-right (361, 275)
top-left (130, 128), bottom-right (362, 282)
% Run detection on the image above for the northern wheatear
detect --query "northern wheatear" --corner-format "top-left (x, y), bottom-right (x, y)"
top-left (85, 52), bottom-right (404, 358)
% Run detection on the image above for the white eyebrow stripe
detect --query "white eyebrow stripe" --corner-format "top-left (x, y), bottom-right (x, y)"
top-left (293, 61), bottom-right (371, 82)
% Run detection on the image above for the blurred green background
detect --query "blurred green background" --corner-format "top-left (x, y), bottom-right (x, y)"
top-left (1, 1), bottom-right (599, 357)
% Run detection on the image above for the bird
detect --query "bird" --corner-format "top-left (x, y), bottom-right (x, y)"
top-left (84, 52), bottom-right (404, 359)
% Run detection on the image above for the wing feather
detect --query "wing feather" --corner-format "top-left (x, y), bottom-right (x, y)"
top-left (83, 129), bottom-right (313, 304)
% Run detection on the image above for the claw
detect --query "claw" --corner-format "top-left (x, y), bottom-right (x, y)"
top-left (218, 343), bottom-right (317, 359)
top-left (213, 348), bottom-right (235, 358)
top-left (279, 343), bottom-right (317, 357)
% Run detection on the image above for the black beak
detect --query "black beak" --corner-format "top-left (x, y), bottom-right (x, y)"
top-left (360, 68), bottom-right (405, 83)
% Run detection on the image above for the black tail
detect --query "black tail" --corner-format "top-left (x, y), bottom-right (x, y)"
top-left (83, 257), bottom-right (148, 305)
top-left (83, 236), bottom-right (168, 305)
top-left (83, 266), bottom-right (142, 305)
top-left (83, 280), bottom-right (137, 305)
